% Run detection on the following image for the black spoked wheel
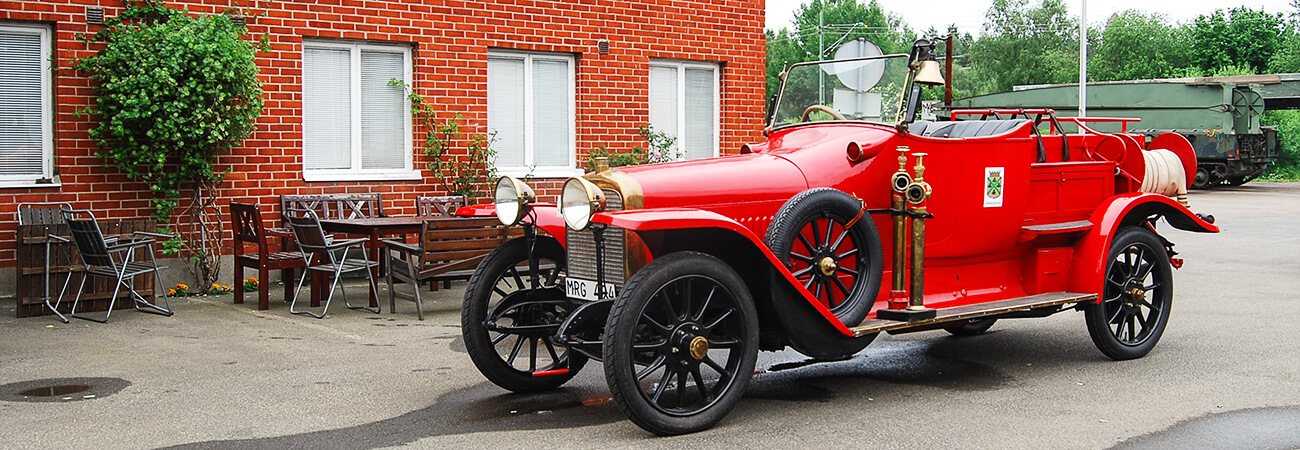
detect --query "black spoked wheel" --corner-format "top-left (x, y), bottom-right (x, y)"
top-left (604, 252), bottom-right (759, 436)
top-left (766, 188), bottom-right (884, 326)
top-left (463, 237), bottom-right (586, 392)
top-left (1084, 227), bottom-right (1173, 360)
top-left (945, 318), bottom-right (997, 336)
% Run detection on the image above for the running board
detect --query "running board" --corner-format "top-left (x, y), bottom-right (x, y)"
top-left (850, 292), bottom-right (1096, 337)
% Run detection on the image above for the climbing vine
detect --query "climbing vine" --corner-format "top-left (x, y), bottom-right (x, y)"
top-left (391, 79), bottom-right (498, 201)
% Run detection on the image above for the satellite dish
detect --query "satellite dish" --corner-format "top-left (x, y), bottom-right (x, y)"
top-left (823, 38), bottom-right (884, 91)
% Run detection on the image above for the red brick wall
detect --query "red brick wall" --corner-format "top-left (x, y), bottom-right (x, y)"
top-left (0, 0), bottom-right (766, 268)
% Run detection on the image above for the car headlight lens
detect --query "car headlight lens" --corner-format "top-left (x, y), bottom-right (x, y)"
top-left (561, 177), bottom-right (605, 230)
top-left (494, 176), bottom-right (535, 226)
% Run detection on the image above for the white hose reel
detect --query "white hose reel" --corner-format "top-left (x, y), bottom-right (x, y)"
top-left (1139, 149), bottom-right (1188, 206)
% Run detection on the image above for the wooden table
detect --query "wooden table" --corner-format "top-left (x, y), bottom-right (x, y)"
top-left (319, 216), bottom-right (426, 307)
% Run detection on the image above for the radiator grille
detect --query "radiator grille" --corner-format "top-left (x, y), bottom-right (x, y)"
top-left (566, 188), bottom-right (626, 287)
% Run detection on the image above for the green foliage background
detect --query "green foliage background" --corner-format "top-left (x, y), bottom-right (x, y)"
top-left (75, 0), bottom-right (265, 219)
top-left (766, 0), bottom-right (1300, 179)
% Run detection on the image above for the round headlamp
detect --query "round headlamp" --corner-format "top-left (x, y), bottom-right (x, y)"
top-left (494, 176), bottom-right (535, 226)
top-left (560, 177), bottom-right (605, 230)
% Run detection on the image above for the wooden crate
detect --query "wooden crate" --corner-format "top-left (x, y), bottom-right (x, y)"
top-left (15, 220), bottom-right (160, 318)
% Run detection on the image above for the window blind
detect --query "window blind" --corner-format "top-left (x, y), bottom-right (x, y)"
top-left (360, 50), bottom-right (405, 170)
top-left (684, 68), bottom-right (715, 161)
top-left (648, 66), bottom-right (679, 144)
top-left (0, 29), bottom-right (45, 176)
top-left (488, 57), bottom-right (525, 168)
top-left (531, 58), bottom-right (570, 167)
top-left (303, 47), bottom-right (352, 170)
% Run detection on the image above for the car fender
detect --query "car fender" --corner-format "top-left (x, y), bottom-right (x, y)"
top-left (594, 208), bottom-right (856, 337)
top-left (1067, 193), bottom-right (1219, 298)
top-left (456, 203), bottom-right (567, 247)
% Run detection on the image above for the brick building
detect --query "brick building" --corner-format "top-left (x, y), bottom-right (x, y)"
top-left (0, 0), bottom-right (767, 288)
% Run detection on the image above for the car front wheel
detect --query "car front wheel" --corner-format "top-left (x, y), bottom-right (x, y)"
top-left (603, 251), bottom-right (759, 435)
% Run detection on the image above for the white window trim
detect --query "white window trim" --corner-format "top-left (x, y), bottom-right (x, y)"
top-left (0, 23), bottom-right (56, 188)
top-left (302, 40), bottom-right (418, 182)
top-left (649, 60), bottom-right (721, 160)
top-left (489, 51), bottom-right (581, 179)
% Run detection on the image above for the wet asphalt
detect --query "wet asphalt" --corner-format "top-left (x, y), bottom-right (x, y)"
top-left (0, 182), bottom-right (1297, 449)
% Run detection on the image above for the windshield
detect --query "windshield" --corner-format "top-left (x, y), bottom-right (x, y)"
top-left (771, 54), bottom-right (911, 128)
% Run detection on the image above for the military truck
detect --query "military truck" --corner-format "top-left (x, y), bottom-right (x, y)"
top-left (951, 78), bottom-right (1280, 188)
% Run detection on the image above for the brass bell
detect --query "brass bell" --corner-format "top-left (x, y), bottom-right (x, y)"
top-left (914, 60), bottom-right (945, 86)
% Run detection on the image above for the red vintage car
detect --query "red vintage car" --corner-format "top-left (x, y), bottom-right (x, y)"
top-left (459, 39), bottom-right (1219, 435)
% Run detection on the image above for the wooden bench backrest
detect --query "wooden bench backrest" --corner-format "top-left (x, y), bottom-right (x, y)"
top-left (417, 217), bottom-right (523, 276)
top-left (280, 194), bottom-right (384, 223)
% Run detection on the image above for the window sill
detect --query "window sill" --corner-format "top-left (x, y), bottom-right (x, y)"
top-left (497, 167), bottom-right (584, 179)
top-left (0, 177), bottom-right (62, 189)
top-left (302, 169), bottom-right (422, 182)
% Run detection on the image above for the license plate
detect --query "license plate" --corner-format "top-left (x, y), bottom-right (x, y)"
top-left (565, 277), bottom-right (617, 301)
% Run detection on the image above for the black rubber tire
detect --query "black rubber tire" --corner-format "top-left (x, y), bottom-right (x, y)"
top-left (1084, 227), bottom-right (1173, 361)
top-left (765, 188), bottom-right (884, 327)
top-left (944, 318), bottom-right (997, 336)
top-left (604, 252), bottom-right (759, 436)
top-left (1192, 168), bottom-right (1210, 189)
top-left (462, 237), bottom-right (586, 392)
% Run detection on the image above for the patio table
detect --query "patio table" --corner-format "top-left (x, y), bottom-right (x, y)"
top-left (319, 216), bottom-right (426, 308)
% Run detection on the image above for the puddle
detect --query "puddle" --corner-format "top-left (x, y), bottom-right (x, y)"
top-left (0, 377), bottom-right (130, 403)
top-left (19, 385), bottom-right (90, 397)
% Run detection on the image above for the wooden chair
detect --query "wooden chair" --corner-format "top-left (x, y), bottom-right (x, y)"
top-left (230, 202), bottom-right (309, 310)
top-left (381, 217), bottom-right (517, 320)
top-left (416, 195), bottom-right (466, 217)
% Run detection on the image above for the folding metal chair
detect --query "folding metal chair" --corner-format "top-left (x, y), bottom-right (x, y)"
top-left (18, 202), bottom-right (73, 323)
top-left (58, 209), bottom-right (174, 323)
top-left (285, 208), bottom-right (381, 318)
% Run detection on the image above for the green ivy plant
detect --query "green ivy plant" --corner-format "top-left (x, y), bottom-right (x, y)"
top-left (75, 0), bottom-right (265, 219)
top-left (391, 79), bottom-right (498, 201)
top-left (74, 0), bottom-right (266, 293)
top-left (585, 124), bottom-right (680, 171)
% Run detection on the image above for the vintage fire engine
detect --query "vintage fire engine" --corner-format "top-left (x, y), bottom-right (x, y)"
top-left (458, 39), bottom-right (1219, 435)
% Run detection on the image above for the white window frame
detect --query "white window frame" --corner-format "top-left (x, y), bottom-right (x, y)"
top-left (0, 23), bottom-right (56, 187)
top-left (301, 40), bottom-right (417, 182)
top-left (648, 60), bottom-right (720, 160)
top-left (488, 51), bottom-right (580, 179)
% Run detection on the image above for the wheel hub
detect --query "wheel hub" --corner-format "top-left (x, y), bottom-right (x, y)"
top-left (818, 256), bottom-right (837, 276)
top-left (671, 324), bottom-right (707, 363)
top-left (688, 336), bottom-right (709, 360)
top-left (1124, 282), bottom-right (1146, 309)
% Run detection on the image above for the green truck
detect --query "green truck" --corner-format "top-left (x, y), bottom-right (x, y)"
top-left (950, 77), bottom-right (1281, 188)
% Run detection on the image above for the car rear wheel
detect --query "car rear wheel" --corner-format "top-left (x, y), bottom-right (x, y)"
top-left (1084, 227), bottom-right (1173, 360)
top-left (462, 237), bottom-right (586, 392)
top-left (604, 252), bottom-right (759, 435)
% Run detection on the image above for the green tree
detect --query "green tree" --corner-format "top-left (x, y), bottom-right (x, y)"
top-left (967, 0), bottom-right (1079, 94)
top-left (1188, 7), bottom-right (1285, 74)
top-left (765, 0), bottom-right (915, 101)
top-left (1090, 11), bottom-right (1193, 81)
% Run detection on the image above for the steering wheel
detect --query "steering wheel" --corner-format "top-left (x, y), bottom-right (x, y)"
top-left (801, 104), bottom-right (846, 122)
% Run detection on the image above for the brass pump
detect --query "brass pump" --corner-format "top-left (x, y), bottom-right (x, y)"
top-left (877, 150), bottom-right (937, 321)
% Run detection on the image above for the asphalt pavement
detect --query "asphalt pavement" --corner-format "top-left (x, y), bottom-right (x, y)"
top-left (0, 182), bottom-right (1297, 449)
